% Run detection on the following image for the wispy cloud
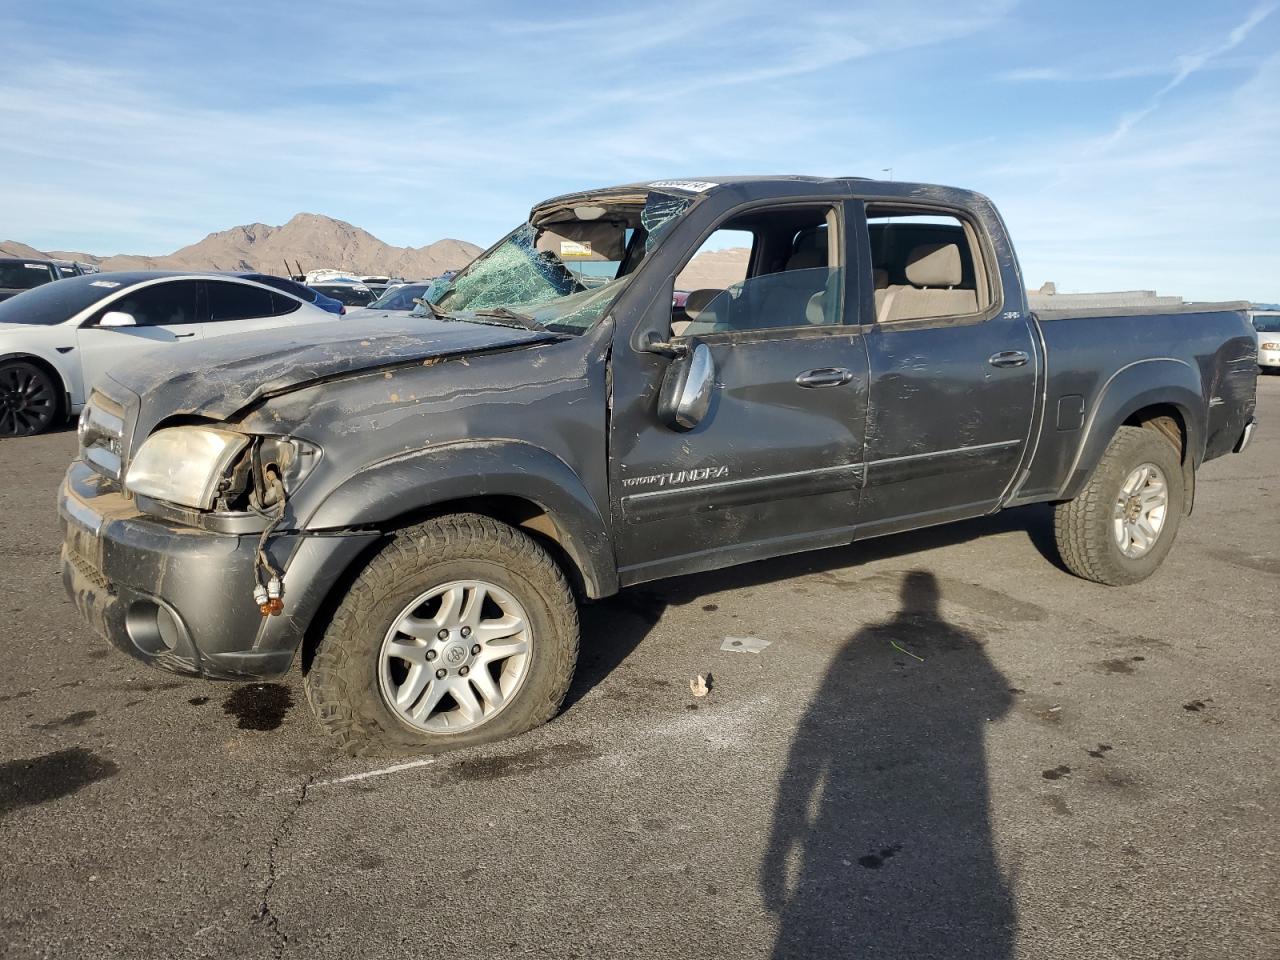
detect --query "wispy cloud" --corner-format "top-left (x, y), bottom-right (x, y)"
top-left (1101, 3), bottom-right (1275, 146)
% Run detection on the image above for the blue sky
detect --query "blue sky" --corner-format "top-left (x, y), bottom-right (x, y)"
top-left (1, 1), bottom-right (1276, 300)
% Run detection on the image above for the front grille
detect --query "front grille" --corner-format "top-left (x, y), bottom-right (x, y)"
top-left (79, 392), bottom-right (127, 484)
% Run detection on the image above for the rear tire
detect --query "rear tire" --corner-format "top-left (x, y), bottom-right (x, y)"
top-left (0, 360), bottom-right (61, 437)
top-left (1054, 426), bottom-right (1184, 586)
top-left (304, 513), bottom-right (579, 756)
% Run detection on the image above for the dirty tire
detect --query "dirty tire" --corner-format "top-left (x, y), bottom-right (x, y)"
top-left (0, 360), bottom-right (61, 437)
top-left (1054, 426), bottom-right (1184, 586)
top-left (304, 513), bottom-right (579, 756)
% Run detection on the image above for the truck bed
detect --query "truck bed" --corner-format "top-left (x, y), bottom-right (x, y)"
top-left (1009, 303), bottom-right (1257, 506)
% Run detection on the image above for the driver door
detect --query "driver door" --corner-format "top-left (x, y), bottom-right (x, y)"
top-left (607, 201), bottom-right (869, 585)
top-left (76, 279), bottom-right (205, 394)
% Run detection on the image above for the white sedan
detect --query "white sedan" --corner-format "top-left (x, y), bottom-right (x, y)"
top-left (0, 272), bottom-right (338, 436)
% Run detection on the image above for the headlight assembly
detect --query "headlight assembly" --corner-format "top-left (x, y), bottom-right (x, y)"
top-left (125, 427), bottom-right (251, 510)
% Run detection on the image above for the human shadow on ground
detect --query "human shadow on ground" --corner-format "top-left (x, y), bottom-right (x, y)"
top-left (762, 570), bottom-right (1016, 959)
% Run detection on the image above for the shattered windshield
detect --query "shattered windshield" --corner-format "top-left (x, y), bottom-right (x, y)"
top-left (420, 191), bottom-right (695, 334)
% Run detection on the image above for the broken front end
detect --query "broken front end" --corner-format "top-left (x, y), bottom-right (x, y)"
top-left (59, 389), bottom-right (375, 679)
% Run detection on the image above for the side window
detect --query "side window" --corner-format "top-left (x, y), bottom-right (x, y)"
top-left (99, 280), bottom-right (199, 326)
top-left (674, 206), bottom-right (843, 337)
top-left (270, 291), bottom-right (302, 316)
top-left (864, 207), bottom-right (993, 324)
top-left (206, 281), bottom-right (277, 322)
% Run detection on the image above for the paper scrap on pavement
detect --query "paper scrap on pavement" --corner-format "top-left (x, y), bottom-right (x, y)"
top-left (720, 636), bottom-right (771, 654)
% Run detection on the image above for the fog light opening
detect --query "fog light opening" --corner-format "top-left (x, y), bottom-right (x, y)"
top-left (125, 600), bottom-right (181, 655)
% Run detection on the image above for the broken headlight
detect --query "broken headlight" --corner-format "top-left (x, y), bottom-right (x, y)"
top-left (125, 427), bottom-right (321, 512)
top-left (126, 427), bottom-right (251, 510)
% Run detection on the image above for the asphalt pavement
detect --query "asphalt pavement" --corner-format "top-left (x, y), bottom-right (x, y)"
top-left (1, 378), bottom-right (1277, 959)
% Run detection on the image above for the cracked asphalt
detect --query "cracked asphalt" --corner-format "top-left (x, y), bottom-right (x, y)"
top-left (2, 378), bottom-right (1277, 960)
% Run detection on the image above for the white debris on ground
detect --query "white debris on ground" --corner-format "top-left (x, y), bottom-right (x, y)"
top-left (720, 636), bottom-right (771, 654)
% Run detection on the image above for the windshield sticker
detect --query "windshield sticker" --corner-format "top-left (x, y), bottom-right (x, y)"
top-left (648, 180), bottom-right (719, 194)
top-left (90, 280), bottom-right (121, 288)
top-left (25, 263), bottom-right (47, 270)
top-left (560, 240), bottom-right (593, 258)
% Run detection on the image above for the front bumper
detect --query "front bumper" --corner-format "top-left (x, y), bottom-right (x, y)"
top-left (1258, 347), bottom-right (1280, 369)
top-left (59, 461), bottom-right (378, 680)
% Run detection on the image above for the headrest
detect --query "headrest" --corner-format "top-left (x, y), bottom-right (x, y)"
top-left (805, 291), bottom-right (827, 325)
top-left (872, 268), bottom-right (889, 289)
top-left (904, 243), bottom-right (962, 288)
top-left (786, 228), bottom-right (827, 271)
top-left (684, 288), bottom-right (725, 321)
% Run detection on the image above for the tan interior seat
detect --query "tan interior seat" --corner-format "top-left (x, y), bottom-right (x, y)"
top-left (877, 243), bottom-right (978, 323)
top-left (674, 288), bottom-right (726, 335)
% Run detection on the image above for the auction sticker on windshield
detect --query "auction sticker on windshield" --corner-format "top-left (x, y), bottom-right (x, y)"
top-left (648, 180), bottom-right (719, 193)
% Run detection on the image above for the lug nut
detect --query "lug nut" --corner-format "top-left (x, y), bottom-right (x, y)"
top-left (425, 649), bottom-right (437, 661)
top-left (435, 668), bottom-right (447, 679)
top-left (460, 626), bottom-right (471, 638)
top-left (459, 666), bottom-right (469, 677)
top-left (437, 628), bottom-right (449, 640)
top-left (471, 644), bottom-right (481, 655)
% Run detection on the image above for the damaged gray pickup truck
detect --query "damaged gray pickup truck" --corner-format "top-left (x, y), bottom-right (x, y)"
top-left (60, 176), bottom-right (1258, 753)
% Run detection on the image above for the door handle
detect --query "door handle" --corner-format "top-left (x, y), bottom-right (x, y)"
top-left (795, 367), bottom-right (854, 388)
top-left (988, 350), bottom-right (1029, 368)
top-left (173, 332), bottom-right (197, 339)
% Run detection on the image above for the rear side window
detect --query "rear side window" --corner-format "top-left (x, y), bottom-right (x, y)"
top-left (96, 280), bottom-right (200, 327)
top-left (269, 292), bottom-right (302, 316)
top-left (864, 206), bottom-right (994, 324)
top-left (249, 274), bottom-right (318, 303)
top-left (205, 281), bottom-right (276, 322)
top-left (0, 262), bottom-right (57, 290)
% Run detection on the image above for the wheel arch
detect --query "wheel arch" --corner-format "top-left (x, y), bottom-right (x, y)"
top-left (304, 440), bottom-right (618, 600)
top-left (1060, 359), bottom-right (1205, 513)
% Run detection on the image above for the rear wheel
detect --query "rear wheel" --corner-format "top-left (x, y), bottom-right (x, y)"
top-left (304, 513), bottom-right (579, 755)
top-left (1054, 426), bottom-right (1184, 585)
top-left (0, 360), bottom-right (61, 437)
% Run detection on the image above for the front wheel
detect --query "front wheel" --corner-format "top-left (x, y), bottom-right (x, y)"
top-left (1054, 426), bottom-right (1185, 586)
top-left (304, 513), bottom-right (579, 755)
top-left (0, 360), bottom-right (61, 437)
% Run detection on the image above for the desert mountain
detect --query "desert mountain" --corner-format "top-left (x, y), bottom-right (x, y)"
top-left (675, 247), bottom-right (750, 292)
top-left (3, 213), bottom-right (483, 279)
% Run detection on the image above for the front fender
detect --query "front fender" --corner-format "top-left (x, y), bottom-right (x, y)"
top-left (306, 439), bottom-right (618, 597)
top-left (1059, 358), bottom-right (1205, 502)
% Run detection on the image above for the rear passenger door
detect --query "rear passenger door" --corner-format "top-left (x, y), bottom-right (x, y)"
top-left (202, 280), bottom-right (309, 337)
top-left (856, 201), bottom-right (1038, 534)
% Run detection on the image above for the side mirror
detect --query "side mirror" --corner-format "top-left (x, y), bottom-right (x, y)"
top-left (99, 311), bottom-right (136, 328)
top-left (657, 340), bottom-right (715, 430)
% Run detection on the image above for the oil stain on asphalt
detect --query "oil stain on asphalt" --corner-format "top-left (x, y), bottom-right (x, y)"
top-left (222, 683), bottom-right (293, 731)
top-left (443, 741), bottom-right (601, 784)
top-left (0, 747), bottom-right (119, 818)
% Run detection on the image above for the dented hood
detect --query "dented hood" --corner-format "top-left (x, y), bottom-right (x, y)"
top-left (105, 312), bottom-right (558, 421)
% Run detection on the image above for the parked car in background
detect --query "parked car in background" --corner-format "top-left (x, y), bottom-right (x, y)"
top-left (233, 272), bottom-right (346, 316)
top-left (0, 258), bottom-right (60, 303)
top-left (311, 281), bottom-right (377, 309)
top-left (0, 272), bottom-right (337, 435)
top-left (1252, 311), bottom-right (1280, 371)
top-left (53, 260), bottom-right (85, 278)
top-left (360, 275), bottom-right (402, 296)
top-left (362, 281), bottom-right (432, 312)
